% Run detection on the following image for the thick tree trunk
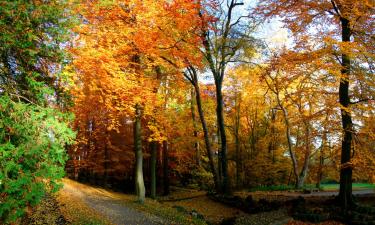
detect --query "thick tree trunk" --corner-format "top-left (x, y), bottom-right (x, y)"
top-left (338, 17), bottom-right (353, 209)
top-left (150, 66), bottom-right (163, 199)
top-left (162, 140), bottom-right (170, 195)
top-left (150, 141), bottom-right (157, 199)
top-left (296, 124), bottom-right (311, 189)
top-left (134, 103), bottom-right (145, 203)
top-left (215, 81), bottom-right (229, 194)
top-left (193, 82), bottom-right (220, 191)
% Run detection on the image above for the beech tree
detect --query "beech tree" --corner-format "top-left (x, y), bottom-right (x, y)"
top-left (199, 0), bottom-right (256, 194)
top-left (255, 0), bottom-right (374, 209)
top-left (73, 0), bottom-right (204, 201)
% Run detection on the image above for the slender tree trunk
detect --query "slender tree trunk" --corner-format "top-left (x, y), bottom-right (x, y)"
top-left (193, 82), bottom-right (220, 191)
top-left (316, 133), bottom-right (326, 189)
top-left (280, 105), bottom-right (299, 188)
top-left (234, 93), bottom-right (241, 188)
top-left (104, 136), bottom-right (109, 187)
top-left (338, 17), bottom-right (353, 209)
top-left (134, 103), bottom-right (145, 203)
top-left (185, 66), bottom-right (220, 192)
top-left (268, 109), bottom-right (276, 163)
top-left (217, 127), bottom-right (222, 186)
top-left (162, 140), bottom-right (170, 195)
top-left (191, 89), bottom-right (201, 166)
top-left (215, 81), bottom-right (229, 194)
top-left (150, 141), bottom-right (157, 199)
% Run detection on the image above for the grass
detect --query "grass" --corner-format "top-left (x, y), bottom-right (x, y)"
top-left (249, 184), bottom-right (296, 192)
top-left (320, 183), bottom-right (375, 191)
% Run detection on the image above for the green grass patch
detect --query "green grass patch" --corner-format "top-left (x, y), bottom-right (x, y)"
top-left (320, 183), bottom-right (375, 191)
top-left (249, 184), bottom-right (319, 192)
top-left (249, 185), bottom-right (296, 192)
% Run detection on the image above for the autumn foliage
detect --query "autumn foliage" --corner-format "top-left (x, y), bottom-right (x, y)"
top-left (64, 0), bottom-right (374, 197)
top-left (1, 0), bottom-right (373, 222)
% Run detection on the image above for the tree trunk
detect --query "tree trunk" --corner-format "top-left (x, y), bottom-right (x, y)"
top-left (280, 105), bottom-right (299, 188)
top-left (268, 108), bottom-right (276, 163)
top-left (162, 140), bottom-right (170, 196)
top-left (217, 127), bottom-right (222, 186)
top-left (234, 93), bottom-right (241, 188)
top-left (191, 89), bottom-right (201, 166)
top-left (338, 17), bottom-right (353, 209)
top-left (134, 103), bottom-right (145, 203)
top-left (316, 137), bottom-right (325, 189)
top-left (193, 82), bottom-right (220, 191)
top-left (150, 141), bottom-right (157, 199)
top-left (150, 66), bottom-right (162, 199)
top-left (103, 136), bottom-right (109, 187)
top-left (215, 81), bottom-right (229, 194)
top-left (296, 124), bottom-right (311, 189)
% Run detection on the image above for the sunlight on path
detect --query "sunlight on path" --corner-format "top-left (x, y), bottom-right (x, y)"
top-left (62, 179), bottom-right (164, 225)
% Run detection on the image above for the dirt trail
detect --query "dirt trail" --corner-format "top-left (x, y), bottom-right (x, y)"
top-left (62, 181), bottom-right (164, 225)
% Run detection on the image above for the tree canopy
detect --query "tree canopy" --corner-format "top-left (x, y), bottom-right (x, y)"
top-left (0, 0), bottom-right (373, 223)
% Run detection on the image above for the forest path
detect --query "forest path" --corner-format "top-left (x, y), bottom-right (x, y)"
top-left (62, 179), bottom-right (165, 225)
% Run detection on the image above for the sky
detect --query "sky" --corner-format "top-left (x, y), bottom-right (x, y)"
top-left (198, 0), bottom-right (292, 84)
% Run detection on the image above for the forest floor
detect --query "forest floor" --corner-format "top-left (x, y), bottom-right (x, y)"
top-left (25, 179), bottom-right (374, 225)
top-left (60, 180), bottom-right (164, 225)
top-left (56, 179), bottom-right (295, 225)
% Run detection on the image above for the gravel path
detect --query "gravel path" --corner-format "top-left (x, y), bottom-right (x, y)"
top-left (63, 182), bottom-right (164, 225)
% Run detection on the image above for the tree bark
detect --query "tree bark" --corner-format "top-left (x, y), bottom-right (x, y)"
top-left (338, 17), bottom-right (354, 209)
top-left (316, 133), bottom-right (326, 189)
top-left (195, 83), bottom-right (220, 191)
top-left (296, 124), bottom-right (311, 189)
top-left (217, 126), bottom-right (222, 186)
top-left (150, 141), bottom-right (157, 199)
top-left (134, 103), bottom-right (145, 203)
top-left (185, 67), bottom-right (220, 192)
top-left (234, 93), bottom-right (241, 188)
top-left (190, 89), bottom-right (201, 166)
top-left (215, 81), bottom-right (230, 194)
top-left (280, 106), bottom-right (300, 188)
top-left (162, 140), bottom-right (170, 195)
top-left (103, 136), bottom-right (109, 187)
top-left (150, 65), bottom-right (163, 199)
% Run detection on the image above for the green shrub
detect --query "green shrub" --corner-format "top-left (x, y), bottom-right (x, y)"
top-left (0, 96), bottom-right (75, 223)
top-left (191, 168), bottom-right (214, 190)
